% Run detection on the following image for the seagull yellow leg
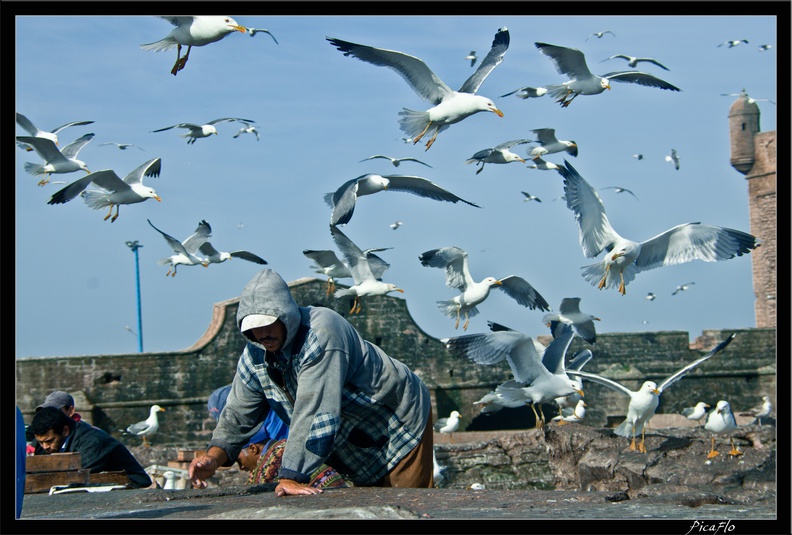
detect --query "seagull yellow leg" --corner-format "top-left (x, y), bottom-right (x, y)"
top-left (110, 206), bottom-right (120, 223)
top-left (142, 436), bottom-right (150, 447)
top-left (103, 205), bottom-right (114, 221)
top-left (728, 438), bottom-right (743, 457)
top-left (425, 128), bottom-right (440, 150)
top-left (598, 264), bottom-right (611, 290)
top-left (707, 436), bottom-right (720, 459)
top-left (639, 427), bottom-right (648, 453)
top-left (412, 121), bottom-right (433, 144)
top-left (454, 309), bottom-right (461, 330)
top-left (618, 272), bottom-right (627, 295)
top-left (462, 312), bottom-right (470, 331)
top-left (530, 403), bottom-right (543, 429)
top-left (38, 174), bottom-right (51, 186)
top-left (628, 425), bottom-right (638, 450)
top-left (349, 297), bottom-right (358, 314)
top-left (354, 299), bottom-right (362, 314)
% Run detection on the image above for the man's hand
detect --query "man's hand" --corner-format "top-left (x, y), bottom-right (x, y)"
top-left (275, 478), bottom-right (323, 496)
top-left (188, 447), bottom-right (227, 489)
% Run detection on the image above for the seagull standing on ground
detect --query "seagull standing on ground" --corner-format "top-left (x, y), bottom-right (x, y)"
top-left (740, 396), bottom-right (773, 428)
top-left (705, 400), bottom-right (742, 458)
top-left (558, 160), bottom-right (759, 295)
top-left (47, 157), bottom-right (162, 222)
top-left (16, 113), bottom-right (93, 151)
top-left (419, 246), bottom-right (550, 331)
top-left (326, 27), bottom-right (509, 150)
top-left (140, 16), bottom-right (248, 75)
top-left (148, 219), bottom-right (211, 276)
top-left (681, 402), bottom-right (710, 428)
top-left (542, 297), bottom-right (600, 344)
top-left (125, 405), bottom-right (165, 447)
top-left (151, 117), bottom-right (255, 144)
top-left (465, 139), bottom-right (531, 174)
top-left (18, 133), bottom-right (94, 186)
top-left (434, 410), bottom-right (461, 434)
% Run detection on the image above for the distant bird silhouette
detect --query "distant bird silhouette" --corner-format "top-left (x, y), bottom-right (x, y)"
top-left (632, 153), bottom-right (644, 160)
top-left (125, 405), bottom-right (165, 447)
top-left (359, 154), bottom-right (432, 168)
top-left (665, 148), bottom-right (680, 170)
top-left (645, 292), bottom-right (656, 301)
top-left (672, 282), bottom-right (695, 295)
top-left (100, 142), bottom-right (145, 151)
top-left (499, 85), bottom-right (548, 99)
top-left (521, 192), bottom-right (541, 203)
top-left (232, 121), bottom-right (260, 141)
top-left (587, 30), bottom-right (615, 40)
top-left (464, 50), bottom-right (478, 67)
top-left (718, 39), bottom-right (749, 48)
top-left (602, 186), bottom-right (638, 200)
top-left (758, 44), bottom-right (772, 52)
top-left (389, 220), bottom-right (403, 230)
top-left (602, 54), bottom-right (669, 70)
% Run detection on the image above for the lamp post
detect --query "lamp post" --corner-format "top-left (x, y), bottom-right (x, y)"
top-left (125, 240), bottom-right (144, 353)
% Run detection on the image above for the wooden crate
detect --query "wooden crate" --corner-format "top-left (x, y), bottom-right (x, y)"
top-left (89, 471), bottom-right (130, 485)
top-left (25, 469), bottom-right (90, 494)
top-left (25, 452), bottom-right (82, 472)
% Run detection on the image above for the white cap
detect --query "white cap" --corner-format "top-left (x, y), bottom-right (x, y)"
top-left (241, 314), bottom-right (279, 332)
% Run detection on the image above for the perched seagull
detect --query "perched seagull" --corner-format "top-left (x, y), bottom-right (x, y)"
top-left (558, 160), bottom-right (759, 295)
top-left (602, 54), bottom-right (670, 71)
top-left (528, 128), bottom-right (578, 160)
top-left (359, 155), bottom-right (433, 168)
top-left (542, 297), bottom-right (600, 344)
top-left (465, 139), bottom-right (531, 174)
top-left (553, 348), bottom-right (593, 422)
top-left (681, 402), bottom-right (710, 428)
top-left (324, 173), bottom-right (479, 226)
top-left (521, 192), bottom-right (542, 203)
top-left (665, 148), bottom-right (680, 170)
top-left (140, 16), bottom-right (248, 76)
top-left (125, 405), bottom-right (165, 447)
top-left (419, 246), bottom-right (550, 331)
top-left (47, 157), bottom-right (162, 222)
top-left (602, 186), bottom-right (639, 200)
top-left (15, 112), bottom-right (93, 151)
top-left (148, 219), bottom-right (211, 277)
top-left (632, 153), bottom-right (644, 160)
top-left (432, 448), bottom-right (447, 487)
top-left (17, 133), bottom-right (94, 186)
top-left (569, 334), bottom-right (736, 453)
top-left (499, 85), bottom-right (548, 99)
top-left (303, 247), bottom-right (390, 295)
top-left (443, 323), bottom-right (583, 429)
top-left (534, 42), bottom-right (681, 108)
top-left (586, 30), bottom-right (616, 40)
top-left (672, 282), bottom-right (695, 295)
top-left (326, 27), bottom-right (509, 150)
top-left (645, 292), bottom-right (657, 301)
top-left (717, 39), bottom-right (749, 48)
top-left (151, 117), bottom-right (255, 144)
top-left (198, 241), bottom-right (268, 266)
top-left (464, 50), bottom-right (478, 67)
top-left (434, 410), bottom-right (461, 434)
top-left (99, 142), bottom-right (145, 151)
top-left (552, 399), bottom-right (587, 425)
top-left (232, 121), bottom-right (260, 141)
top-left (526, 157), bottom-right (561, 172)
top-left (704, 400), bottom-right (742, 458)
top-left (330, 225), bottom-right (404, 314)
top-left (246, 27), bottom-right (278, 44)
top-left (389, 220), bottom-right (404, 230)
top-left (739, 395), bottom-right (773, 428)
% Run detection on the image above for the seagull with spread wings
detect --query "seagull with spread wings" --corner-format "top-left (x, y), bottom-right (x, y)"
top-left (326, 27), bottom-right (509, 150)
top-left (18, 133), bottom-right (94, 186)
top-left (542, 297), bottom-right (600, 344)
top-left (602, 54), bottom-right (670, 71)
top-left (151, 117), bottom-right (255, 144)
top-left (359, 155), bottom-right (432, 168)
top-left (569, 334), bottom-right (736, 453)
top-left (601, 186), bottom-right (639, 200)
top-left (465, 139), bottom-right (531, 174)
top-left (558, 160), bottom-right (759, 295)
top-left (325, 173), bottom-right (479, 226)
top-left (47, 157), bottom-right (162, 222)
top-left (419, 246), bottom-right (550, 331)
top-left (100, 142), bottom-right (145, 151)
top-left (198, 242), bottom-right (268, 266)
top-left (16, 112), bottom-right (93, 151)
top-left (499, 86), bottom-right (548, 99)
top-left (528, 128), bottom-right (578, 160)
top-left (232, 121), bottom-right (260, 141)
top-left (148, 219), bottom-right (211, 277)
top-left (303, 246), bottom-right (391, 295)
top-left (665, 148), bottom-right (680, 170)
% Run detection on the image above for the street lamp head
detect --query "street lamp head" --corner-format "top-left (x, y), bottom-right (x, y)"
top-left (126, 240), bottom-right (142, 251)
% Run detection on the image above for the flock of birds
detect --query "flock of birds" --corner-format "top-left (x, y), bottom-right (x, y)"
top-left (17, 17), bottom-right (771, 464)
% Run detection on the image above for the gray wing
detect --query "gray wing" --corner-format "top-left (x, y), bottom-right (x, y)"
top-left (638, 58), bottom-right (670, 71)
top-left (126, 420), bottom-right (152, 435)
top-left (443, 330), bottom-right (544, 384)
top-left (540, 323), bottom-right (574, 375)
top-left (418, 246), bottom-right (470, 290)
top-left (399, 157), bottom-right (433, 168)
top-left (59, 133), bottom-right (95, 159)
top-left (384, 175), bottom-right (480, 207)
top-left (249, 28), bottom-right (279, 44)
top-left (208, 117), bottom-right (256, 125)
top-left (47, 174), bottom-right (97, 205)
top-left (326, 175), bottom-right (363, 226)
top-left (16, 136), bottom-right (66, 163)
top-left (151, 123), bottom-right (199, 133)
top-left (497, 275), bottom-right (551, 311)
top-left (657, 334), bottom-right (736, 392)
top-left (531, 128), bottom-right (558, 145)
top-left (494, 139), bottom-right (533, 150)
top-left (567, 349), bottom-right (593, 372)
top-left (326, 36), bottom-right (453, 105)
top-left (123, 158), bottom-right (162, 185)
top-left (467, 148), bottom-right (494, 162)
top-left (304, 249), bottom-right (345, 269)
top-left (16, 113), bottom-right (40, 135)
top-left (229, 250), bottom-right (268, 264)
top-left (535, 43), bottom-right (594, 80)
top-left (87, 169), bottom-right (131, 193)
top-left (330, 225), bottom-right (375, 284)
top-left (148, 219), bottom-right (192, 257)
top-left (567, 369), bottom-right (633, 397)
top-left (365, 253), bottom-right (390, 280)
top-left (634, 223), bottom-right (759, 272)
top-left (602, 71), bottom-right (681, 91)
top-left (181, 220), bottom-right (213, 254)
top-left (458, 27), bottom-right (510, 94)
top-left (50, 120), bottom-right (95, 134)
top-left (500, 86), bottom-right (544, 98)
top-left (359, 155), bottom-right (392, 163)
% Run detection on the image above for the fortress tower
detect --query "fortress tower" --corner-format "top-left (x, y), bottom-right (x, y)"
top-left (728, 90), bottom-right (776, 328)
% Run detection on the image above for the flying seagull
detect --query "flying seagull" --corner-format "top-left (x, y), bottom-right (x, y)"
top-left (419, 245), bottom-right (550, 331)
top-left (645, 292), bottom-right (656, 301)
top-left (326, 27), bottom-right (509, 150)
top-left (542, 297), bottom-right (600, 344)
top-left (198, 241), bottom-right (268, 266)
top-left (720, 89), bottom-right (776, 105)
top-left (672, 282), bottom-right (695, 295)
top-left (602, 54), bottom-right (670, 71)
top-left (304, 246), bottom-right (391, 295)
top-left (232, 121), bottom-right (260, 141)
top-left (569, 334), bottom-right (736, 452)
top-left (526, 156), bottom-right (561, 172)
top-left (359, 155), bottom-right (432, 168)
top-left (100, 142), bottom-right (145, 151)
top-left (758, 44), bottom-right (772, 52)
top-left (533, 42), bottom-right (681, 107)
top-left (124, 405), bottom-right (165, 447)
top-left (330, 225), bottom-right (404, 314)
top-left (464, 50), bottom-right (478, 67)
top-left (140, 16), bottom-right (248, 76)
top-left (717, 39), bottom-right (749, 48)
top-left (586, 30), bottom-right (615, 40)
top-left (557, 160), bottom-right (759, 295)
top-left (665, 148), bottom-right (680, 170)
top-left (15, 112), bottom-right (93, 151)
top-left (151, 117), bottom-right (256, 144)
top-left (47, 157), bottom-right (162, 222)
top-left (246, 27), bottom-right (279, 44)
top-left (499, 86), bottom-right (548, 99)
top-left (528, 128), bottom-right (578, 160)
top-left (148, 219), bottom-right (212, 277)
top-left (601, 186), bottom-right (639, 200)
top-left (465, 139), bottom-right (531, 174)
top-left (521, 192), bottom-right (541, 203)
top-left (18, 133), bottom-right (94, 186)
top-left (324, 173), bottom-right (479, 226)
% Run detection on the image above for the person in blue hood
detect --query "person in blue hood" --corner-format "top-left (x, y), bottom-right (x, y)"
top-left (189, 268), bottom-right (434, 495)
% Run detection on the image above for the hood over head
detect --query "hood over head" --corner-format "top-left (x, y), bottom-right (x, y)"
top-left (237, 269), bottom-right (301, 350)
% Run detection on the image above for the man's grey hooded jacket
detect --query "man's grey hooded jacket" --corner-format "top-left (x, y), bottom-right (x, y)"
top-left (208, 269), bottom-right (431, 486)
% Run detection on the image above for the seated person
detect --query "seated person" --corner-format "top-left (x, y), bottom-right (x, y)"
top-left (30, 407), bottom-right (152, 489)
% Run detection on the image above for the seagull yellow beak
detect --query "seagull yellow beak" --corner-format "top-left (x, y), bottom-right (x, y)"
top-left (652, 388), bottom-right (660, 395)
top-left (611, 252), bottom-right (623, 260)
top-left (395, 288), bottom-right (405, 293)
top-left (155, 196), bottom-right (162, 202)
top-left (159, 407), bottom-right (166, 412)
top-left (233, 25), bottom-right (248, 33)
top-left (576, 389), bottom-right (584, 397)
top-left (494, 280), bottom-right (503, 285)
top-left (493, 108), bottom-right (504, 117)
top-left (605, 84), bottom-right (612, 90)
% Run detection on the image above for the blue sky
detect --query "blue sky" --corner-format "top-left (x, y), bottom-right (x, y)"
top-left (14, 8), bottom-right (781, 358)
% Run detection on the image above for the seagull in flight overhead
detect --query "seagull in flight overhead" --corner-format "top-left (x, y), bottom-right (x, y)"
top-left (528, 128), bottom-right (578, 160)
top-left (324, 173), bottom-right (479, 226)
top-left (542, 297), bottom-right (600, 344)
top-left (326, 27), bottom-right (509, 150)
top-left (570, 334), bottom-right (736, 452)
top-left (601, 186), bottom-right (639, 200)
top-left (665, 148), bottom-right (680, 170)
top-left (17, 133), bottom-right (94, 186)
top-left (198, 241), bottom-right (268, 266)
top-left (304, 247), bottom-right (391, 295)
top-left (645, 292), bottom-right (656, 301)
top-left (15, 112), bottom-right (93, 151)
top-left (586, 30), bottom-right (615, 40)
top-left (359, 155), bottom-right (433, 168)
top-left (464, 50), bottom-right (478, 67)
top-left (148, 219), bottom-right (212, 276)
top-left (232, 121), bottom-right (260, 141)
top-left (465, 139), bottom-right (531, 174)
top-left (330, 225), bottom-right (404, 314)
top-left (100, 142), bottom-right (145, 151)
top-left (526, 157), bottom-right (561, 172)
top-left (672, 282), bottom-right (695, 295)
top-left (533, 42), bottom-right (681, 107)
top-left (151, 117), bottom-right (255, 144)
top-left (419, 245), bottom-right (550, 331)
top-left (558, 160), bottom-right (760, 295)
top-left (499, 85), bottom-right (548, 99)
top-left (602, 54), bottom-right (670, 71)
top-left (246, 27), bottom-right (279, 44)
top-left (718, 39), bottom-right (749, 48)
top-left (758, 44), bottom-right (772, 52)
top-left (140, 16), bottom-right (248, 75)
top-left (521, 192), bottom-right (541, 203)
top-left (632, 153), bottom-right (644, 160)
top-left (389, 220), bottom-right (403, 230)
top-left (47, 157), bottom-right (162, 222)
